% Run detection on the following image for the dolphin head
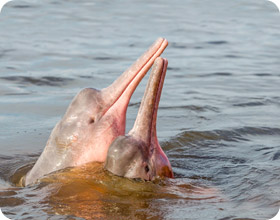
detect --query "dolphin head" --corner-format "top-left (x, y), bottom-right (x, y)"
top-left (25, 38), bottom-right (168, 185)
top-left (105, 57), bottom-right (174, 181)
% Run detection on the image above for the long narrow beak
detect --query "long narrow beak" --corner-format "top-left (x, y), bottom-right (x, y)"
top-left (101, 38), bottom-right (168, 114)
top-left (129, 57), bottom-right (168, 145)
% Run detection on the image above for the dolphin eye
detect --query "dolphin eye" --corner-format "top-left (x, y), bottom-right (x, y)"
top-left (89, 117), bottom-right (95, 124)
top-left (145, 165), bottom-right (150, 173)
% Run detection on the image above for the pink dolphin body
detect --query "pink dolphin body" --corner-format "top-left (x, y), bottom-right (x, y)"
top-left (25, 38), bottom-right (168, 185)
top-left (105, 57), bottom-right (174, 181)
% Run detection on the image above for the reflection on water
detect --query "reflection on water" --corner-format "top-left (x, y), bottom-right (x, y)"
top-left (0, 0), bottom-right (280, 219)
top-left (5, 162), bottom-right (220, 220)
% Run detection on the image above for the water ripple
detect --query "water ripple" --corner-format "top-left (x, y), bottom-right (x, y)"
top-left (0, 76), bottom-right (74, 87)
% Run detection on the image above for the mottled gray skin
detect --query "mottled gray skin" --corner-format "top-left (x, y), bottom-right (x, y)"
top-left (24, 38), bottom-right (168, 186)
top-left (105, 136), bottom-right (152, 180)
top-left (105, 58), bottom-right (174, 181)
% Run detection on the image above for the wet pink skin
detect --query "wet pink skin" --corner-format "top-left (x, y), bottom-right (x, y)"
top-left (24, 38), bottom-right (168, 186)
top-left (105, 57), bottom-right (174, 181)
top-left (129, 57), bottom-right (174, 179)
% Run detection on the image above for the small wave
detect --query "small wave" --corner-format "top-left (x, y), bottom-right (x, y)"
top-left (169, 42), bottom-right (188, 49)
top-left (272, 151), bottom-right (280, 161)
top-left (128, 102), bottom-right (141, 107)
top-left (254, 73), bottom-right (272, 77)
top-left (224, 55), bottom-right (242, 59)
top-left (0, 76), bottom-right (74, 87)
top-left (167, 66), bottom-right (181, 71)
top-left (162, 127), bottom-right (280, 148)
top-left (80, 54), bottom-right (126, 62)
top-left (0, 49), bottom-right (16, 59)
top-left (211, 72), bottom-right (232, 76)
top-left (169, 42), bottom-right (204, 50)
top-left (0, 179), bottom-right (11, 189)
top-left (199, 72), bottom-right (233, 77)
top-left (94, 56), bottom-right (114, 61)
top-left (160, 105), bottom-right (219, 113)
top-left (233, 101), bottom-right (265, 107)
top-left (206, 40), bottom-right (228, 45)
top-left (0, 154), bottom-right (37, 186)
top-left (11, 5), bottom-right (32, 9)
top-left (0, 195), bottom-right (25, 207)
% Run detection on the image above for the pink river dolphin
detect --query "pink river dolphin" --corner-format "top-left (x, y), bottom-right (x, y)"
top-left (24, 38), bottom-right (169, 185)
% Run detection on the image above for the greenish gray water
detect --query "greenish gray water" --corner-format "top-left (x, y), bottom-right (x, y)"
top-left (0, 0), bottom-right (279, 219)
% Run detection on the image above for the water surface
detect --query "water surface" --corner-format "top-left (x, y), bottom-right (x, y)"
top-left (0, 0), bottom-right (280, 219)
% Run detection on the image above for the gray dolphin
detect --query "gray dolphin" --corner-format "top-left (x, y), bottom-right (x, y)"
top-left (105, 57), bottom-right (174, 181)
top-left (24, 38), bottom-right (168, 185)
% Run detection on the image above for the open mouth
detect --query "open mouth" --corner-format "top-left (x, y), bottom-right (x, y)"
top-left (101, 38), bottom-right (168, 118)
top-left (129, 57), bottom-right (168, 145)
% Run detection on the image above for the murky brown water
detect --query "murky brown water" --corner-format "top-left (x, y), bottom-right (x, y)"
top-left (0, 0), bottom-right (280, 219)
